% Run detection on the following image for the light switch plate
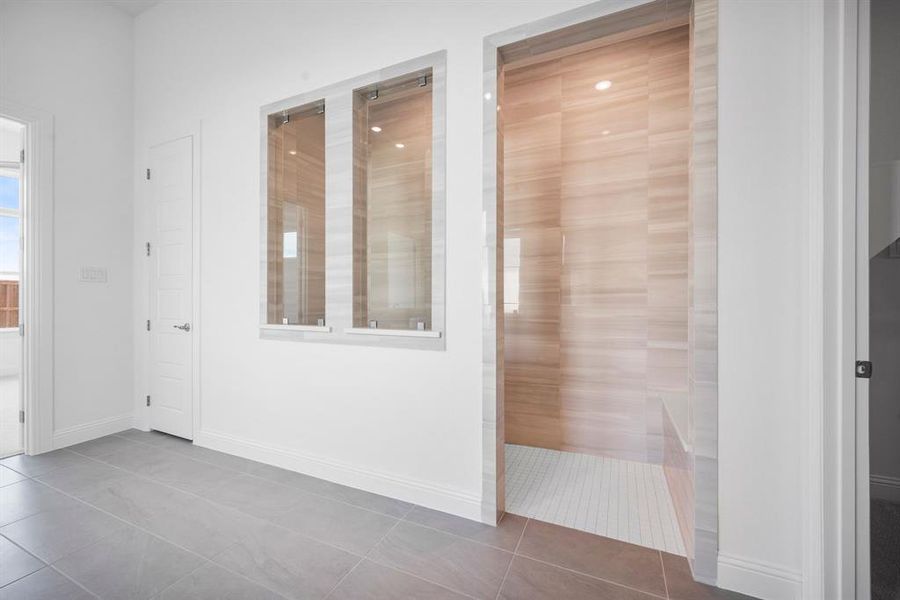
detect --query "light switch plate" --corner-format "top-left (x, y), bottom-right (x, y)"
top-left (79, 267), bottom-right (108, 283)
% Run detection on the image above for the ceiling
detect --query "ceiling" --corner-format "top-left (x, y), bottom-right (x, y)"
top-left (104, 0), bottom-right (160, 16)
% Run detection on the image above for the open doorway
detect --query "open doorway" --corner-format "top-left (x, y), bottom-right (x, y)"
top-left (499, 22), bottom-right (690, 555)
top-left (864, 1), bottom-right (900, 598)
top-left (0, 117), bottom-right (24, 459)
top-left (484, 0), bottom-right (719, 583)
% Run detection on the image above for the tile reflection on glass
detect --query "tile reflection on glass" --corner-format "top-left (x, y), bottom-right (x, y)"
top-left (266, 101), bottom-right (326, 326)
top-left (353, 70), bottom-right (433, 331)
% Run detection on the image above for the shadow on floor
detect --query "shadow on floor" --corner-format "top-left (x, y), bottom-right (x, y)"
top-left (872, 498), bottom-right (900, 600)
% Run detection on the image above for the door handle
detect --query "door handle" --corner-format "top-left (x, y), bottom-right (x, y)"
top-left (173, 323), bottom-right (191, 332)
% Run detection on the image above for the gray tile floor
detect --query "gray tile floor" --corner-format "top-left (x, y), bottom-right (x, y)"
top-left (0, 430), bottom-right (755, 600)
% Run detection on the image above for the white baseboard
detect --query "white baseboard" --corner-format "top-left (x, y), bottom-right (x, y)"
top-left (717, 553), bottom-right (802, 600)
top-left (194, 429), bottom-right (483, 521)
top-left (871, 474), bottom-right (900, 502)
top-left (52, 413), bottom-right (133, 449)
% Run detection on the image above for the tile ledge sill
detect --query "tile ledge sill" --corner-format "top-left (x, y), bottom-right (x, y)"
top-left (343, 327), bottom-right (442, 339)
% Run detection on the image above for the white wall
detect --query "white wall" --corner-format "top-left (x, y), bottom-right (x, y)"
top-left (718, 0), bottom-right (816, 597)
top-left (0, 332), bottom-right (20, 378)
top-left (0, 0), bottom-right (135, 445)
top-left (133, 0), bottom-right (588, 517)
top-left (133, 1), bottom-right (820, 597)
top-left (0, 118), bottom-right (23, 162)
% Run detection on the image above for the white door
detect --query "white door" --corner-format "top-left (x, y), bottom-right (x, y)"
top-left (148, 136), bottom-right (194, 440)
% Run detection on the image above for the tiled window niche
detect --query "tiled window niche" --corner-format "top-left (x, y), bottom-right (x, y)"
top-left (265, 100), bottom-right (327, 329)
top-left (260, 52), bottom-right (445, 350)
top-left (352, 70), bottom-right (434, 333)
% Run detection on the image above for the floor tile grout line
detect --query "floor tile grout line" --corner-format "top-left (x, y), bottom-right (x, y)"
top-left (147, 558), bottom-right (215, 600)
top-left (23, 449), bottom-right (435, 599)
top-left (17, 475), bottom-right (216, 570)
top-left (321, 557), bottom-right (365, 600)
top-left (387, 514), bottom-right (519, 554)
top-left (104, 432), bottom-right (683, 561)
top-left (323, 501), bottom-right (415, 599)
top-left (511, 551), bottom-right (669, 600)
top-left (659, 550), bottom-right (671, 599)
top-left (357, 499), bottom-right (504, 600)
top-left (13, 461), bottom-right (317, 600)
top-left (202, 540), bottom-right (312, 600)
top-left (74, 442), bottom-right (520, 564)
top-left (56, 444), bottom-right (413, 562)
top-left (0, 533), bottom-right (46, 590)
top-left (363, 556), bottom-right (483, 600)
top-left (0, 567), bottom-right (42, 591)
top-left (48, 564), bottom-right (102, 599)
top-left (0, 526), bottom-right (47, 562)
top-left (203, 558), bottom-right (296, 600)
top-left (29, 459), bottom-right (382, 569)
top-left (493, 517), bottom-right (529, 600)
top-left (107, 431), bottom-right (417, 520)
top-left (17, 440), bottom-right (682, 566)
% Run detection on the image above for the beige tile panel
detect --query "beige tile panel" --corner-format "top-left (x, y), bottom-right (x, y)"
top-left (503, 25), bottom-right (689, 461)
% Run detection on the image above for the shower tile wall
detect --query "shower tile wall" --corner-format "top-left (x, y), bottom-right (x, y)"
top-left (353, 81), bottom-right (433, 330)
top-left (503, 26), bottom-right (690, 463)
top-left (267, 109), bottom-right (327, 326)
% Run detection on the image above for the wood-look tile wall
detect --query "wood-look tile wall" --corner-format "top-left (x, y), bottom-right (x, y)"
top-left (353, 82), bottom-right (433, 330)
top-left (503, 26), bottom-right (690, 463)
top-left (266, 108), bottom-right (326, 326)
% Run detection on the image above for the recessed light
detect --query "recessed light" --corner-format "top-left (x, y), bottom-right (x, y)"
top-left (601, 130), bottom-right (610, 136)
top-left (370, 126), bottom-right (382, 133)
top-left (288, 150), bottom-right (297, 155)
top-left (594, 80), bottom-right (612, 91)
top-left (395, 143), bottom-right (405, 149)
top-left (484, 92), bottom-right (492, 100)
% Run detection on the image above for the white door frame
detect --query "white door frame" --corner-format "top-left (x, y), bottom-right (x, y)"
top-left (853, 2), bottom-right (871, 597)
top-left (0, 100), bottom-right (54, 455)
top-left (823, 0), bottom-right (871, 597)
top-left (140, 125), bottom-right (201, 439)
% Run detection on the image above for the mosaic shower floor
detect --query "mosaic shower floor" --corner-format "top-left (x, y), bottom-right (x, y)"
top-left (505, 444), bottom-right (685, 555)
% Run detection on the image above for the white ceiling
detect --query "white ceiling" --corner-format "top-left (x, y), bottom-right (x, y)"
top-left (104, 0), bottom-right (160, 16)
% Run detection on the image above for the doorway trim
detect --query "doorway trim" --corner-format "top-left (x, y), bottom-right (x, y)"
top-left (0, 100), bottom-right (55, 455)
top-left (821, 0), bottom-right (870, 597)
top-left (138, 124), bottom-right (202, 439)
top-left (481, 0), bottom-right (719, 584)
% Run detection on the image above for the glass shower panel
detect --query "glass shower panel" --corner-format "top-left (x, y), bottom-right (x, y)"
top-left (266, 101), bottom-right (326, 326)
top-left (353, 70), bottom-right (433, 331)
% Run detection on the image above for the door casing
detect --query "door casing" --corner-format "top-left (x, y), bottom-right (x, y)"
top-left (0, 101), bottom-right (54, 456)
top-left (142, 127), bottom-right (201, 441)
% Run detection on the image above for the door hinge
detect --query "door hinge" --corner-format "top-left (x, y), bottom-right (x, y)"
top-left (146, 319), bottom-right (151, 331)
top-left (145, 242), bottom-right (151, 257)
top-left (18, 410), bottom-right (24, 424)
top-left (146, 168), bottom-right (151, 180)
top-left (20, 149), bottom-right (25, 164)
top-left (856, 360), bottom-right (872, 379)
top-left (146, 395), bottom-right (151, 407)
